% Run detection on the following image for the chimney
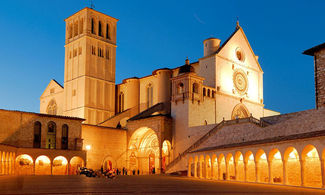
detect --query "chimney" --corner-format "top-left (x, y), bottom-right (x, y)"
top-left (303, 43), bottom-right (325, 109)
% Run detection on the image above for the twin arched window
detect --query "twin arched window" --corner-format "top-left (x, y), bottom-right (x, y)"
top-left (91, 18), bottom-right (111, 40)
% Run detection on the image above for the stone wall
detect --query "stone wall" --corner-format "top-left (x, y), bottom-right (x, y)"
top-left (81, 124), bottom-right (127, 170)
top-left (0, 109), bottom-right (83, 150)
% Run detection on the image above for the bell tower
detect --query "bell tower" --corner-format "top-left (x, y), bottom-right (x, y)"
top-left (63, 8), bottom-right (118, 124)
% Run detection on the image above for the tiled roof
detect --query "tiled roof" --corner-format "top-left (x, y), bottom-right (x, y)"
top-left (192, 129), bottom-right (325, 153)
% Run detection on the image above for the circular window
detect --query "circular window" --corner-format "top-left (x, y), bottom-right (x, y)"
top-left (235, 48), bottom-right (245, 62)
top-left (233, 69), bottom-right (248, 95)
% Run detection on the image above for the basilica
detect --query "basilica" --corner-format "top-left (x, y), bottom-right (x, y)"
top-left (0, 7), bottom-right (325, 189)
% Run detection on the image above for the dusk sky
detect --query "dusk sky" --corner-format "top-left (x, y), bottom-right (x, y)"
top-left (0, 0), bottom-right (324, 114)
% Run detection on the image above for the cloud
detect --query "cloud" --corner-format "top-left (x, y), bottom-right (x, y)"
top-left (193, 13), bottom-right (205, 24)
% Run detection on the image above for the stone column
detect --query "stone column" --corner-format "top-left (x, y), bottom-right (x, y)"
top-left (188, 162), bottom-right (191, 177)
top-left (218, 162), bottom-right (221, 180)
top-left (283, 160), bottom-right (287, 185)
top-left (225, 161), bottom-right (229, 180)
top-left (194, 161), bottom-right (197, 178)
top-left (211, 163), bottom-right (214, 179)
top-left (244, 162), bottom-right (247, 182)
top-left (268, 160), bottom-right (273, 184)
top-left (300, 159), bottom-right (305, 186)
top-left (234, 162), bottom-right (238, 181)
top-left (321, 159), bottom-right (325, 188)
top-left (33, 162), bottom-right (36, 175)
top-left (255, 161), bottom-right (259, 183)
top-left (199, 161), bottom-right (203, 178)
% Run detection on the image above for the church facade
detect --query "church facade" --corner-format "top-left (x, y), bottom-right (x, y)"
top-left (1, 7), bottom-right (325, 189)
top-left (38, 7), bottom-right (279, 174)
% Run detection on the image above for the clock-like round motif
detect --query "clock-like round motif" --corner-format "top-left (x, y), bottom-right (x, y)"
top-left (233, 69), bottom-right (248, 95)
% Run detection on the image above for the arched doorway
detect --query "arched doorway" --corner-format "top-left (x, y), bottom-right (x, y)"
top-left (16, 154), bottom-right (33, 175)
top-left (162, 140), bottom-right (171, 173)
top-left (35, 155), bottom-right (51, 175)
top-left (70, 156), bottom-right (84, 175)
top-left (149, 152), bottom-right (155, 174)
top-left (52, 156), bottom-right (68, 175)
top-left (188, 157), bottom-right (194, 177)
top-left (128, 127), bottom-right (160, 175)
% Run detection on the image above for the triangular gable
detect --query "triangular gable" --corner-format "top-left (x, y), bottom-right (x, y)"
top-left (40, 79), bottom-right (64, 98)
top-left (217, 26), bottom-right (263, 72)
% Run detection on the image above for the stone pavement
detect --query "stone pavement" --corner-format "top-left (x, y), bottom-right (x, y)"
top-left (0, 175), bottom-right (324, 194)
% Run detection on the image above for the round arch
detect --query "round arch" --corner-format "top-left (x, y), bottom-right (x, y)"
top-left (70, 156), bottom-right (84, 175)
top-left (35, 155), bottom-right (51, 175)
top-left (16, 154), bottom-right (33, 175)
top-left (52, 156), bottom-right (68, 175)
top-left (235, 151), bottom-right (245, 181)
top-left (205, 155), bottom-right (211, 179)
top-left (198, 155), bottom-right (205, 178)
top-left (218, 153), bottom-right (226, 180)
top-left (162, 140), bottom-right (172, 173)
top-left (244, 151), bottom-right (256, 182)
top-left (226, 153), bottom-right (235, 180)
top-left (255, 149), bottom-right (269, 183)
top-left (128, 127), bottom-right (159, 175)
top-left (231, 103), bottom-right (249, 119)
top-left (284, 147), bottom-right (301, 186)
top-left (301, 144), bottom-right (322, 188)
top-left (211, 154), bottom-right (218, 180)
top-left (268, 148), bottom-right (283, 184)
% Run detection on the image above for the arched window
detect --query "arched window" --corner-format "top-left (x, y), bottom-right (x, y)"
top-left (207, 89), bottom-right (210, 97)
top-left (79, 18), bottom-right (83, 34)
top-left (192, 83), bottom-right (199, 93)
top-left (46, 121), bottom-right (56, 149)
top-left (203, 88), bottom-right (206, 96)
top-left (106, 24), bottom-right (110, 39)
top-left (68, 24), bottom-right (73, 39)
top-left (147, 84), bottom-right (153, 108)
top-left (177, 83), bottom-right (184, 94)
top-left (33, 121), bottom-right (41, 148)
top-left (73, 21), bottom-right (78, 37)
top-left (61, 125), bottom-right (69, 150)
top-left (47, 99), bottom-right (57, 115)
top-left (91, 18), bottom-right (95, 34)
top-left (98, 21), bottom-right (103, 37)
top-left (118, 92), bottom-right (124, 113)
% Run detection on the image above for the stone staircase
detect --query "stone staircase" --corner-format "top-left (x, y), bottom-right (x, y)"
top-left (165, 116), bottom-right (270, 172)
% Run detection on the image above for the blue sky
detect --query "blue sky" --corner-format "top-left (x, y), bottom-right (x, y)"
top-left (0, 0), bottom-right (323, 114)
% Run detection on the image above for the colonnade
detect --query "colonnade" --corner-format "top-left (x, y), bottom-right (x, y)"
top-left (0, 152), bottom-right (84, 176)
top-left (188, 144), bottom-right (325, 189)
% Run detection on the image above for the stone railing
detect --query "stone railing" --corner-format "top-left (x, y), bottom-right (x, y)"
top-left (166, 116), bottom-right (269, 171)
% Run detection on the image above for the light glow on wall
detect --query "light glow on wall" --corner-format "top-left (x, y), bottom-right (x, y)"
top-left (274, 151), bottom-right (281, 160)
top-left (260, 153), bottom-right (266, 160)
top-left (85, 145), bottom-right (91, 151)
top-left (307, 148), bottom-right (318, 158)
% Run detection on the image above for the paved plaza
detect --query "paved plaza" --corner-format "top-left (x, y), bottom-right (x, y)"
top-left (0, 175), bottom-right (324, 194)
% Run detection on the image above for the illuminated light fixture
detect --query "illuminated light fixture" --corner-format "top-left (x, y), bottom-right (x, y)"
top-left (85, 145), bottom-right (91, 151)
top-left (249, 154), bottom-right (254, 161)
top-left (239, 155), bottom-right (243, 161)
top-left (274, 151), bottom-right (281, 160)
top-left (260, 153), bottom-right (267, 160)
